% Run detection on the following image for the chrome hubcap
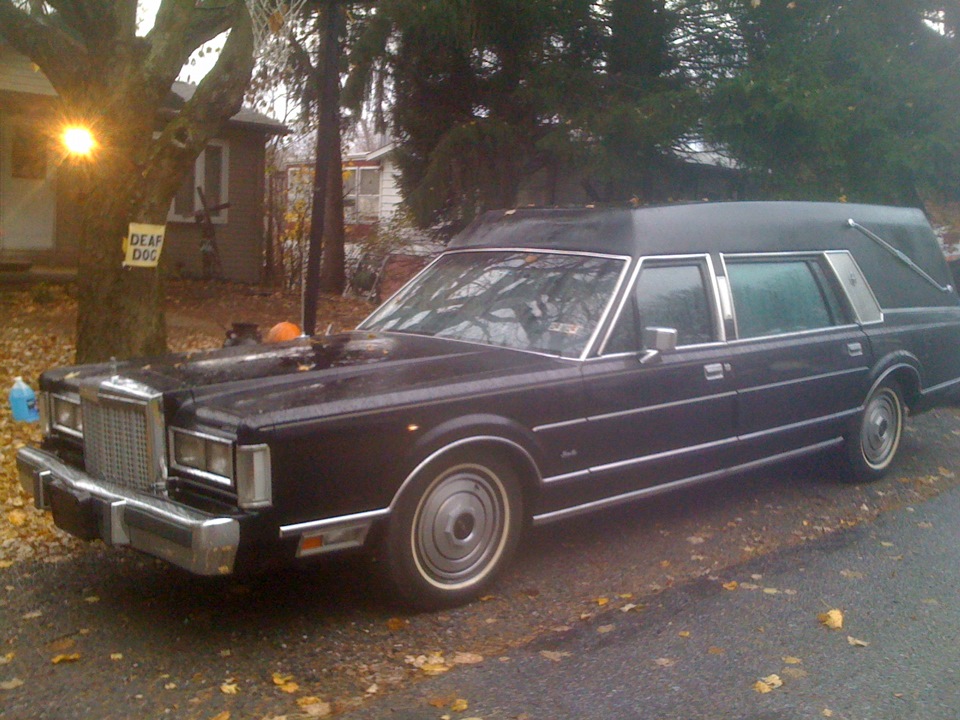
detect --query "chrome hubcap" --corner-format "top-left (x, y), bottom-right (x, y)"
top-left (861, 389), bottom-right (900, 469)
top-left (415, 466), bottom-right (506, 585)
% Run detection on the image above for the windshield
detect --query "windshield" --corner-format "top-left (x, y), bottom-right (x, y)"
top-left (360, 250), bottom-right (627, 357)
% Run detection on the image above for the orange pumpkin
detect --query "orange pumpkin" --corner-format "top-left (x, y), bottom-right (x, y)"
top-left (265, 321), bottom-right (302, 343)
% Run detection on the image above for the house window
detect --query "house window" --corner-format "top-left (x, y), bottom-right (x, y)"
top-left (169, 141), bottom-right (229, 223)
top-left (11, 124), bottom-right (47, 180)
top-left (344, 166), bottom-right (381, 223)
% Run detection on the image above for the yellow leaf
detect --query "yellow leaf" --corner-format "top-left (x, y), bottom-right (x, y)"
top-left (451, 652), bottom-right (483, 665)
top-left (280, 682), bottom-right (299, 693)
top-left (0, 652), bottom-right (14, 665)
top-left (209, 712), bottom-right (231, 720)
top-left (297, 696), bottom-right (323, 707)
top-left (51, 653), bottom-right (81, 664)
top-left (0, 561), bottom-right (12, 569)
top-left (596, 597), bottom-right (609, 606)
top-left (272, 672), bottom-right (294, 686)
top-left (782, 656), bottom-right (802, 665)
top-left (0, 678), bottom-right (24, 691)
top-left (220, 682), bottom-right (239, 695)
top-left (678, 631), bottom-right (691, 638)
top-left (110, 653), bottom-right (123, 661)
top-left (722, 581), bottom-right (739, 591)
top-left (754, 674), bottom-right (783, 693)
top-left (83, 596), bottom-right (100, 603)
top-left (597, 624), bottom-right (615, 634)
top-left (7, 510), bottom-right (26, 527)
top-left (818, 609), bottom-right (843, 630)
top-left (617, 593), bottom-right (634, 599)
top-left (421, 663), bottom-right (450, 676)
top-left (450, 699), bottom-right (469, 712)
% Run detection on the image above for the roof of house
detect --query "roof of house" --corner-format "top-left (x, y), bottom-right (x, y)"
top-left (167, 82), bottom-right (287, 135)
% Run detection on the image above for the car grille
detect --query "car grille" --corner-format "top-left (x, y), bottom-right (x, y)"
top-left (82, 399), bottom-right (154, 492)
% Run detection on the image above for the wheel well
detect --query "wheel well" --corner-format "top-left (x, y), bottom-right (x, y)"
top-left (880, 366), bottom-right (920, 411)
top-left (401, 438), bottom-right (541, 518)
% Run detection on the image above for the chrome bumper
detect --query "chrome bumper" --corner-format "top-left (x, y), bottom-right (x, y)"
top-left (17, 446), bottom-right (239, 575)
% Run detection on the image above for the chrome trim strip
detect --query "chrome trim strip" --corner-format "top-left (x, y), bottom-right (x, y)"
top-left (541, 468), bottom-right (591, 485)
top-left (585, 435), bottom-right (738, 478)
top-left (738, 366), bottom-right (867, 396)
top-left (279, 508), bottom-right (390, 539)
top-left (586, 390), bottom-right (737, 424)
top-left (389, 435), bottom-right (543, 507)
top-left (921, 374), bottom-right (960, 396)
top-left (533, 417), bottom-right (589, 433)
top-left (737, 407), bottom-right (860, 443)
top-left (532, 438), bottom-right (844, 526)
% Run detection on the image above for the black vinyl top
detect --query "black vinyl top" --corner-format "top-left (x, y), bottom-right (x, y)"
top-left (450, 202), bottom-right (956, 309)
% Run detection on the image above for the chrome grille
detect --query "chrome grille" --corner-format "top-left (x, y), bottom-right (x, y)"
top-left (83, 399), bottom-right (153, 492)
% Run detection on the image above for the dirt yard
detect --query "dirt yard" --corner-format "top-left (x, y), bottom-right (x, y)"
top-left (0, 279), bottom-right (373, 568)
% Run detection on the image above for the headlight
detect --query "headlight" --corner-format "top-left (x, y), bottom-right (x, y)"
top-left (170, 429), bottom-right (234, 486)
top-left (50, 394), bottom-right (83, 437)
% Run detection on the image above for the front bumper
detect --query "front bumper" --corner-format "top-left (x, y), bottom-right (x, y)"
top-left (17, 446), bottom-right (239, 575)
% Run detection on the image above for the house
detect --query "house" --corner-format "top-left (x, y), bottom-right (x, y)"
top-left (281, 142), bottom-right (403, 235)
top-left (0, 42), bottom-right (286, 282)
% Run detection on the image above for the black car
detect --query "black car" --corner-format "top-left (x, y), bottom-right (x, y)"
top-left (18, 201), bottom-right (960, 608)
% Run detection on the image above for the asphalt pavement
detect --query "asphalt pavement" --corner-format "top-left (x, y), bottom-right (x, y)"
top-left (344, 483), bottom-right (960, 720)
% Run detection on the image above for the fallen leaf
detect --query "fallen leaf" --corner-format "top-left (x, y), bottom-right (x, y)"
top-left (421, 663), bottom-right (451, 676)
top-left (654, 658), bottom-right (677, 667)
top-left (782, 656), bottom-right (802, 665)
top-left (722, 581), bottom-right (739, 591)
top-left (296, 696), bottom-right (331, 717)
top-left (83, 596), bottom-right (99, 603)
top-left (49, 638), bottom-right (76, 653)
top-left (272, 672), bottom-right (294, 686)
top-left (847, 636), bottom-right (870, 647)
top-left (597, 624), bottom-right (615, 634)
top-left (209, 712), bottom-right (231, 720)
top-left (762, 588), bottom-right (780, 595)
top-left (51, 653), bottom-right (81, 664)
top-left (6, 510), bottom-right (26, 527)
top-left (0, 678), bottom-right (24, 691)
top-left (540, 650), bottom-right (571, 663)
top-left (386, 617), bottom-right (408, 632)
top-left (754, 674), bottom-right (783, 693)
top-left (451, 652), bottom-right (484, 665)
top-left (164, 682), bottom-right (177, 690)
top-left (818, 609), bottom-right (843, 630)
top-left (110, 653), bottom-right (123, 661)
top-left (450, 699), bottom-right (469, 712)
top-left (840, 570), bottom-right (864, 579)
top-left (366, 684), bottom-right (379, 695)
top-left (687, 536), bottom-right (705, 544)
top-left (620, 603), bottom-right (638, 613)
top-left (708, 647), bottom-right (726, 655)
top-left (822, 710), bottom-right (835, 717)
top-left (617, 593), bottom-right (634, 599)
top-left (21, 611), bottom-right (42, 620)
top-left (220, 682), bottom-right (239, 695)
top-left (0, 653), bottom-right (14, 665)
top-left (595, 597), bottom-right (609, 606)
top-left (428, 697), bottom-right (452, 709)
top-left (880, 541), bottom-right (894, 548)
top-left (678, 631), bottom-right (691, 638)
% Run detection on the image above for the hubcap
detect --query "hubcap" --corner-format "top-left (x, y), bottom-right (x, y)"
top-left (414, 466), bottom-right (507, 585)
top-left (861, 389), bottom-right (900, 469)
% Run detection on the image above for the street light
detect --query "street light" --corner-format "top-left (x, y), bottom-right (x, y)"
top-left (61, 125), bottom-right (95, 156)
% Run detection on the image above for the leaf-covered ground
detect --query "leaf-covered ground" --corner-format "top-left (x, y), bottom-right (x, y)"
top-left (0, 280), bottom-right (371, 569)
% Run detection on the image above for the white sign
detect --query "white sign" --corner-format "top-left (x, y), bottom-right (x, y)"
top-left (123, 223), bottom-right (166, 268)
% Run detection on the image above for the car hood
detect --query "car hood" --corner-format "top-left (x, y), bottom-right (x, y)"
top-left (44, 332), bottom-right (570, 434)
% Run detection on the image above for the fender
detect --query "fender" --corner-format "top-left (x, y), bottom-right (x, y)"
top-left (864, 351), bottom-right (922, 408)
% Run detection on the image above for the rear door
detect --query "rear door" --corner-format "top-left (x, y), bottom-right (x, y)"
top-left (722, 253), bottom-right (872, 461)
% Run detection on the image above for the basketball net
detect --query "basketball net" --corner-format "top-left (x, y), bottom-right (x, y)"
top-left (245, 0), bottom-right (308, 61)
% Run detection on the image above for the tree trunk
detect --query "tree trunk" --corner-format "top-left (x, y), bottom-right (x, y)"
top-left (302, 0), bottom-right (344, 334)
top-left (318, 117), bottom-right (345, 295)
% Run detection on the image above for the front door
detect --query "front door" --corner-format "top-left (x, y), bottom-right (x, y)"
top-left (0, 112), bottom-right (56, 254)
top-left (543, 256), bottom-right (738, 515)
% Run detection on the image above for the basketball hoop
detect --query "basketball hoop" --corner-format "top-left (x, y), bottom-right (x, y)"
top-left (246, 0), bottom-right (308, 59)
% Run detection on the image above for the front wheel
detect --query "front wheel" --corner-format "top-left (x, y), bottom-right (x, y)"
top-left (384, 452), bottom-right (523, 610)
top-left (845, 380), bottom-right (904, 482)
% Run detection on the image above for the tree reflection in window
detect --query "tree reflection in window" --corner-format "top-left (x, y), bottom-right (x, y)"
top-left (363, 251), bottom-right (625, 357)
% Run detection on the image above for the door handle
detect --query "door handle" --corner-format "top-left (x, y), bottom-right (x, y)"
top-left (846, 342), bottom-right (863, 357)
top-left (704, 363), bottom-right (725, 381)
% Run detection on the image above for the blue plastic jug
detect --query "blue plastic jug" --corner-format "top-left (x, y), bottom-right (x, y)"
top-left (9, 376), bottom-right (40, 422)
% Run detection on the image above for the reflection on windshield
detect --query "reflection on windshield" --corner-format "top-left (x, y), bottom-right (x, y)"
top-left (360, 251), bottom-right (626, 357)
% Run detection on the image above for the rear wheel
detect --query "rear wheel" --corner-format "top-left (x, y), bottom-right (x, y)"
top-left (385, 452), bottom-right (523, 610)
top-left (845, 380), bottom-right (904, 482)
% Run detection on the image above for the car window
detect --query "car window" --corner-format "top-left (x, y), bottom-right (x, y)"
top-left (727, 259), bottom-right (841, 339)
top-left (605, 261), bottom-right (716, 353)
top-left (360, 251), bottom-right (626, 357)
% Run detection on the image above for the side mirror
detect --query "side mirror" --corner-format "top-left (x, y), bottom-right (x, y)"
top-left (639, 326), bottom-right (677, 364)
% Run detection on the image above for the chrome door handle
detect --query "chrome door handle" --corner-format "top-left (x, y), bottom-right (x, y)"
top-left (704, 363), bottom-right (724, 381)
top-left (846, 342), bottom-right (863, 357)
